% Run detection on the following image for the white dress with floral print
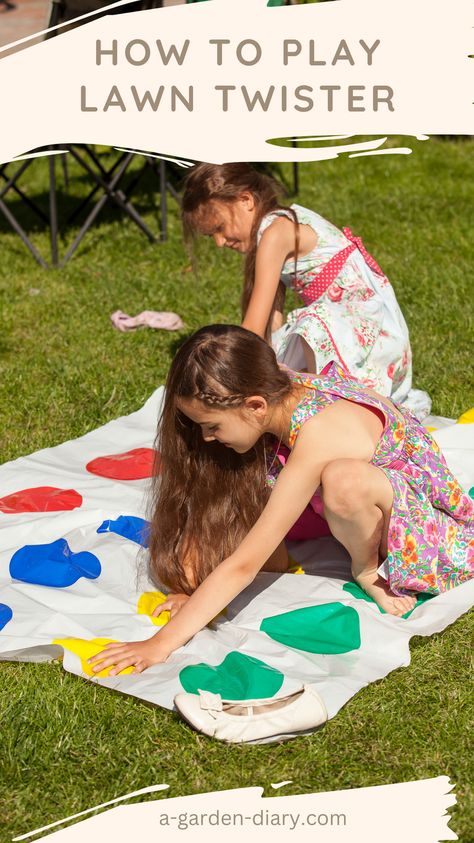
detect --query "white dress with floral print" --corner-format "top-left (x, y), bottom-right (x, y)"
top-left (258, 205), bottom-right (431, 419)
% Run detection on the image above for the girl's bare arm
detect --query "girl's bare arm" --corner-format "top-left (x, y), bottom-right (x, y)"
top-left (89, 401), bottom-right (381, 673)
top-left (241, 219), bottom-right (295, 337)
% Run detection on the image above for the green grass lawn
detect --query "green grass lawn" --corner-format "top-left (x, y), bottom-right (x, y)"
top-left (0, 138), bottom-right (473, 841)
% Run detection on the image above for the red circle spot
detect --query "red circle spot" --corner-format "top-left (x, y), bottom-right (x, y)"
top-left (86, 448), bottom-right (159, 480)
top-left (0, 487), bottom-right (83, 514)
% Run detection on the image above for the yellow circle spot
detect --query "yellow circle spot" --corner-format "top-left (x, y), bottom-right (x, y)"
top-left (52, 637), bottom-right (135, 677)
top-left (288, 563), bottom-right (305, 575)
top-left (137, 591), bottom-right (171, 626)
top-left (138, 591), bottom-right (227, 627)
top-left (457, 408), bottom-right (474, 425)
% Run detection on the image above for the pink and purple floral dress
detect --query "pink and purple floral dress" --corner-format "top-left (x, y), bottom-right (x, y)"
top-left (258, 205), bottom-right (432, 420)
top-left (267, 365), bottom-right (474, 596)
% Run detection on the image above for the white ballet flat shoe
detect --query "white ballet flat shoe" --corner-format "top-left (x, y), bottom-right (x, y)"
top-left (173, 685), bottom-right (327, 744)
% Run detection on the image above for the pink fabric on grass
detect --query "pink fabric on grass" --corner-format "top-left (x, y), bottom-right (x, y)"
top-left (111, 310), bottom-right (184, 332)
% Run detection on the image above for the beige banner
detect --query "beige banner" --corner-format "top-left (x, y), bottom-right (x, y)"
top-left (13, 777), bottom-right (457, 842)
top-left (0, 0), bottom-right (472, 164)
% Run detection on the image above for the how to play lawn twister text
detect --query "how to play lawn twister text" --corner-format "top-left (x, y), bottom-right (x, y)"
top-left (81, 37), bottom-right (395, 114)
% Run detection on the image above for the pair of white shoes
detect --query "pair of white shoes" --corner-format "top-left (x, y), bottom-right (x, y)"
top-left (174, 685), bottom-right (327, 744)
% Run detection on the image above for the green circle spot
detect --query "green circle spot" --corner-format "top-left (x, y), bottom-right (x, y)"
top-left (469, 486), bottom-right (474, 500)
top-left (179, 651), bottom-right (284, 700)
top-left (260, 603), bottom-right (361, 654)
top-left (342, 581), bottom-right (435, 619)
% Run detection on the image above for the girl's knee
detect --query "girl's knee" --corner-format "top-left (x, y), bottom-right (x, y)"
top-left (320, 459), bottom-right (369, 517)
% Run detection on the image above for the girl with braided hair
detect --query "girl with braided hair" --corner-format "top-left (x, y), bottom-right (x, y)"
top-left (181, 163), bottom-right (431, 419)
top-left (89, 325), bottom-right (473, 676)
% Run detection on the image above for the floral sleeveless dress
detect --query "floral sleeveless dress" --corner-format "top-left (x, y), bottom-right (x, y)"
top-left (258, 204), bottom-right (431, 420)
top-left (267, 365), bottom-right (474, 596)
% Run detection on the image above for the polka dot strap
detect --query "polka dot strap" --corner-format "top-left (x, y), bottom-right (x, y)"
top-left (300, 243), bottom-right (355, 305)
top-left (299, 228), bottom-right (387, 306)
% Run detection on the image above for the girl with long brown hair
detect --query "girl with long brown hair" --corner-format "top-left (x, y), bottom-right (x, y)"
top-left (181, 162), bottom-right (431, 419)
top-left (89, 325), bottom-right (473, 677)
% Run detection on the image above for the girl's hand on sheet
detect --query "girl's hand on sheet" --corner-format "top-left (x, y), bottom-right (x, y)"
top-left (88, 638), bottom-right (170, 675)
top-left (153, 593), bottom-right (190, 619)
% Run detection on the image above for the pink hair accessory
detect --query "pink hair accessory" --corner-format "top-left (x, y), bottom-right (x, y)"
top-left (111, 310), bottom-right (184, 332)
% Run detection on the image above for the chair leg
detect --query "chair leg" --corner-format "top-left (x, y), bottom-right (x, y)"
top-left (0, 196), bottom-right (49, 268)
top-left (291, 139), bottom-right (299, 195)
top-left (0, 161), bottom-right (50, 267)
top-left (46, 0), bottom-right (64, 37)
top-left (159, 159), bottom-right (167, 242)
top-left (0, 171), bottom-right (49, 223)
top-left (165, 178), bottom-right (180, 204)
top-left (1, 160), bottom-right (48, 223)
top-left (60, 153), bottom-right (69, 191)
top-left (292, 162), bottom-right (299, 195)
top-left (49, 154), bottom-right (59, 267)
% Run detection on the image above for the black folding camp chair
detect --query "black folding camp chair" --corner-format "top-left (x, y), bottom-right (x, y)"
top-left (0, 1), bottom-right (174, 267)
top-left (48, 0), bottom-right (173, 265)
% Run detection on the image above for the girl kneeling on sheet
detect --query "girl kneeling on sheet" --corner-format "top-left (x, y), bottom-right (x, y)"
top-left (90, 325), bottom-right (473, 676)
top-left (182, 163), bottom-right (431, 419)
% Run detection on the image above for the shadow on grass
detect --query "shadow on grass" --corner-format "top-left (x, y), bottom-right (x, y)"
top-left (167, 332), bottom-right (196, 357)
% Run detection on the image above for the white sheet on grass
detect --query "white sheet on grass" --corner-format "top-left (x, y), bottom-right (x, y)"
top-left (0, 390), bottom-right (473, 724)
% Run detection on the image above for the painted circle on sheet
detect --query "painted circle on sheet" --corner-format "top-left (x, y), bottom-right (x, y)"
top-left (97, 515), bottom-right (150, 546)
top-left (53, 637), bottom-right (134, 677)
top-left (260, 603), bottom-right (361, 653)
top-left (9, 538), bottom-right (101, 587)
top-left (179, 651), bottom-right (284, 699)
top-left (0, 604), bottom-right (13, 630)
top-left (457, 408), bottom-right (474, 424)
top-left (137, 592), bottom-right (171, 626)
top-left (86, 448), bottom-right (159, 480)
top-left (0, 487), bottom-right (83, 514)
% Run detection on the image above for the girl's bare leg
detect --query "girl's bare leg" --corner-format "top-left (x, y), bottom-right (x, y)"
top-left (262, 541), bottom-right (290, 573)
top-left (321, 459), bottom-right (416, 616)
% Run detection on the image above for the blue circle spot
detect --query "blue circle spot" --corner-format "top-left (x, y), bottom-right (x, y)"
top-left (0, 604), bottom-right (13, 630)
top-left (9, 539), bottom-right (101, 588)
top-left (97, 515), bottom-right (150, 547)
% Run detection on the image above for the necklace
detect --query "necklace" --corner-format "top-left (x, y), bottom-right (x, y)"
top-left (265, 432), bottom-right (284, 478)
top-left (264, 387), bottom-right (303, 476)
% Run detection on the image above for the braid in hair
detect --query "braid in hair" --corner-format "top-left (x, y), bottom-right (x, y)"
top-left (195, 391), bottom-right (244, 408)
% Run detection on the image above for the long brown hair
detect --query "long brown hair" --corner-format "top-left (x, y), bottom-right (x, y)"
top-left (148, 324), bottom-right (292, 595)
top-left (181, 163), bottom-right (299, 339)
